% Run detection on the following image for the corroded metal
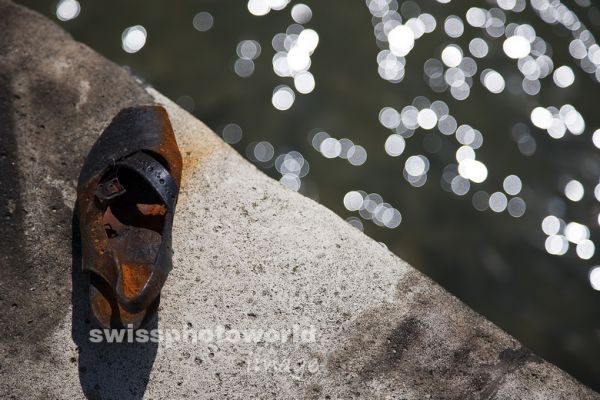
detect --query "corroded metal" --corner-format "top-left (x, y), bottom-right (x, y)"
top-left (77, 106), bottom-right (182, 329)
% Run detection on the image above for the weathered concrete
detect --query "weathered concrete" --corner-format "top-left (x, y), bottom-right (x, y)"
top-left (0, 1), bottom-right (596, 398)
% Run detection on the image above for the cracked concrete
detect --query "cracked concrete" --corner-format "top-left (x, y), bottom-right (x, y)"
top-left (0, 1), bottom-right (597, 399)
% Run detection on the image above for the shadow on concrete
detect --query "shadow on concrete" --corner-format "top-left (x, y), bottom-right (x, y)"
top-left (0, 41), bottom-right (41, 353)
top-left (71, 206), bottom-right (158, 400)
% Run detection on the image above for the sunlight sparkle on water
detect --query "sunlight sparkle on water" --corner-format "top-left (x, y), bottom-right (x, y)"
top-left (388, 25), bottom-right (415, 57)
top-left (272, 85), bottom-right (295, 110)
top-left (503, 35), bottom-right (531, 59)
top-left (122, 25), bottom-right (147, 53)
top-left (56, 0), bottom-right (80, 21)
top-left (589, 267), bottom-right (600, 290)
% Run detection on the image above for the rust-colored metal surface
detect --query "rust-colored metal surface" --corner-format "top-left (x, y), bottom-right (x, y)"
top-left (77, 106), bottom-right (182, 328)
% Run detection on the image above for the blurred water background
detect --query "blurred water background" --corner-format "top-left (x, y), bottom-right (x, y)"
top-left (19, 0), bottom-right (600, 389)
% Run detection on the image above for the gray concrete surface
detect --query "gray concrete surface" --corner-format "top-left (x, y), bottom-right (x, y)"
top-left (0, 1), bottom-right (597, 398)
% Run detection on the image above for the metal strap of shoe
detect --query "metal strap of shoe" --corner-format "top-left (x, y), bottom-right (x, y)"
top-left (95, 151), bottom-right (179, 212)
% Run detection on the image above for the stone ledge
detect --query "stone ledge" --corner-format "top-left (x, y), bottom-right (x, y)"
top-left (0, 0), bottom-right (596, 398)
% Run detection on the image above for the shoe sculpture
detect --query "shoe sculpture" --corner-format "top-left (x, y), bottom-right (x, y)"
top-left (77, 106), bottom-right (182, 329)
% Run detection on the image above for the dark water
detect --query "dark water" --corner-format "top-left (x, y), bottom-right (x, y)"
top-left (20, 0), bottom-right (600, 389)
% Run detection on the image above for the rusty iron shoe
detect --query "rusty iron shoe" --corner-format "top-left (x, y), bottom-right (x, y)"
top-left (77, 106), bottom-right (182, 329)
